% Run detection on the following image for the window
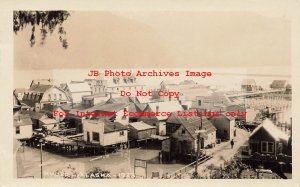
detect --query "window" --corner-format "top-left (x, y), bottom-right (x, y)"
top-left (54, 94), bottom-right (57, 100)
top-left (59, 94), bottom-right (62, 100)
top-left (198, 100), bottom-right (202, 106)
top-left (120, 131), bottom-right (124, 136)
top-left (48, 94), bottom-right (51, 101)
top-left (261, 141), bottom-right (274, 153)
top-left (92, 132), bottom-right (100, 142)
top-left (182, 129), bottom-right (186, 134)
top-left (16, 126), bottom-right (20, 134)
top-left (122, 108), bottom-right (127, 120)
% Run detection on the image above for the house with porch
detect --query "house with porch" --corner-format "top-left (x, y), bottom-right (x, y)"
top-left (248, 118), bottom-right (290, 156)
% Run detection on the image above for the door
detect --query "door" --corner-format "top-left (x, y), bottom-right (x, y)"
top-left (87, 131), bottom-right (90, 142)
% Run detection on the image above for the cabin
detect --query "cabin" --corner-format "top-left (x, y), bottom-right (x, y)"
top-left (14, 113), bottom-right (33, 140)
top-left (241, 79), bottom-right (257, 92)
top-left (128, 121), bottom-right (156, 140)
top-left (210, 114), bottom-right (236, 141)
top-left (20, 111), bottom-right (59, 131)
top-left (166, 112), bottom-right (216, 158)
top-left (270, 80), bottom-right (288, 90)
top-left (83, 119), bottom-right (128, 147)
top-left (248, 118), bottom-right (290, 156)
top-left (140, 101), bottom-right (183, 135)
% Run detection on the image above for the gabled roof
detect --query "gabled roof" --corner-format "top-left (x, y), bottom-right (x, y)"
top-left (21, 111), bottom-right (46, 120)
top-left (106, 96), bottom-right (135, 104)
top-left (104, 120), bottom-right (127, 133)
top-left (14, 88), bottom-right (26, 94)
top-left (29, 85), bottom-right (53, 93)
top-left (250, 118), bottom-right (289, 142)
top-left (270, 80), bottom-right (288, 89)
top-left (136, 96), bottom-right (152, 104)
top-left (89, 102), bottom-right (129, 113)
top-left (146, 101), bottom-right (183, 120)
top-left (68, 82), bottom-right (91, 93)
top-left (167, 110), bottom-right (216, 139)
top-left (241, 79), bottom-right (256, 86)
top-left (129, 121), bottom-right (156, 131)
top-left (135, 103), bottom-right (148, 111)
top-left (40, 118), bottom-right (59, 125)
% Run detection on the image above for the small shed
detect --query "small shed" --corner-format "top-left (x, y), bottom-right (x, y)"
top-left (241, 79), bottom-right (257, 92)
top-left (129, 122), bottom-right (156, 140)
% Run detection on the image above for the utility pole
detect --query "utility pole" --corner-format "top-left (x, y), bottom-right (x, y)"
top-left (195, 117), bottom-right (206, 176)
top-left (195, 133), bottom-right (200, 175)
top-left (39, 139), bottom-right (44, 179)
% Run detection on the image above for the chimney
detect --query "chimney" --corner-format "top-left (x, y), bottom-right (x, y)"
top-left (156, 105), bottom-right (159, 113)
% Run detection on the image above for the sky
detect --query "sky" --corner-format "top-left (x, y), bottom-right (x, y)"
top-left (14, 11), bottom-right (291, 88)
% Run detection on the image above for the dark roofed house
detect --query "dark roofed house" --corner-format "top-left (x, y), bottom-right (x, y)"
top-left (129, 121), bottom-right (156, 140)
top-left (270, 80), bottom-right (291, 94)
top-left (166, 111), bottom-right (216, 158)
top-left (83, 119), bottom-right (128, 147)
top-left (20, 110), bottom-right (58, 131)
top-left (249, 118), bottom-right (291, 156)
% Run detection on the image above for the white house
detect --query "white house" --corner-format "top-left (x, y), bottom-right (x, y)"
top-left (83, 119), bottom-right (128, 146)
top-left (22, 81), bottom-right (69, 111)
top-left (62, 82), bottom-right (92, 104)
top-left (14, 113), bottom-right (33, 140)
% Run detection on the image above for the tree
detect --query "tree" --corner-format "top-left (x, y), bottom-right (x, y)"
top-left (13, 11), bottom-right (70, 49)
top-left (210, 158), bottom-right (253, 179)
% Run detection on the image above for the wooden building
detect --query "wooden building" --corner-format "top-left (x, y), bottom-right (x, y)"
top-left (249, 118), bottom-right (290, 155)
top-left (83, 119), bottom-right (128, 147)
top-left (128, 121), bottom-right (156, 140)
top-left (140, 101), bottom-right (183, 135)
top-left (241, 79), bottom-right (257, 92)
top-left (22, 80), bottom-right (69, 111)
top-left (14, 113), bottom-right (33, 140)
top-left (210, 113), bottom-right (236, 141)
top-left (166, 111), bottom-right (216, 158)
